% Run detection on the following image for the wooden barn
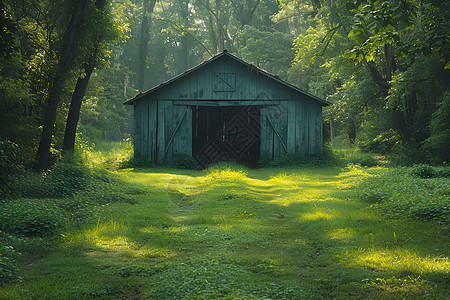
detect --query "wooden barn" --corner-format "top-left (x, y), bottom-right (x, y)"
top-left (125, 50), bottom-right (330, 168)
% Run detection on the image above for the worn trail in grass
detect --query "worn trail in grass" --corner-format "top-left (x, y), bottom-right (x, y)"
top-left (2, 165), bottom-right (449, 299)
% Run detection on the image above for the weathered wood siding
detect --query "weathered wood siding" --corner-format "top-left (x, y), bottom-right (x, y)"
top-left (132, 53), bottom-right (324, 163)
top-left (260, 98), bottom-right (323, 159)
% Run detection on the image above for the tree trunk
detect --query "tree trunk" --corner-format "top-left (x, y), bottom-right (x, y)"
top-left (176, 0), bottom-right (191, 70)
top-left (230, 0), bottom-right (261, 28)
top-left (348, 120), bottom-right (356, 145)
top-left (137, 0), bottom-right (157, 91)
top-left (63, 53), bottom-right (96, 152)
top-left (366, 60), bottom-right (385, 83)
top-left (384, 43), bottom-right (397, 81)
top-left (34, 0), bottom-right (88, 171)
top-left (215, 0), bottom-right (224, 52)
top-left (205, 0), bottom-right (218, 53)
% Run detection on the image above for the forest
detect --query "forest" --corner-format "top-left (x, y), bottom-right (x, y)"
top-left (1, 0), bottom-right (449, 169)
top-left (0, 0), bottom-right (449, 299)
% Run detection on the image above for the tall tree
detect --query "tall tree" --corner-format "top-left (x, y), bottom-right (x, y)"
top-left (63, 0), bottom-right (121, 152)
top-left (34, 0), bottom-right (88, 171)
top-left (137, 0), bottom-right (157, 91)
top-left (229, 0), bottom-right (261, 28)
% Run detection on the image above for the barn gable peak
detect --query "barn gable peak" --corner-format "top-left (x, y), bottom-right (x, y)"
top-left (125, 50), bottom-right (330, 106)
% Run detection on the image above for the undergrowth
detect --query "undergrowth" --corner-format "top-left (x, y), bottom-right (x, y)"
top-left (351, 165), bottom-right (450, 222)
top-left (1, 140), bottom-right (449, 298)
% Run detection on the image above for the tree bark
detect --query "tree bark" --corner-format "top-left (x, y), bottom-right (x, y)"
top-left (215, 0), bottom-right (224, 52)
top-left (63, 52), bottom-right (96, 152)
top-left (384, 43), bottom-right (397, 81)
top-left (230, 0), bottom-right (261, 28)
top-left (137, 0), bottom-right (157, 91)
top-left (366, 60), bottom-right (385, 83)
top-left (34, 0), bottom-right (88, 171)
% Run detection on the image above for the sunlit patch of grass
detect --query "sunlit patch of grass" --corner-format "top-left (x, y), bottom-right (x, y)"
top-left (267, 172), bottom-right (308, 186)
top-left (64, 220), bottom-right (176, 259)
top-left (200, 166), bottom-right (249, 184)
top-left (300, 210), bottom-right (337, 221)
top-left (3, 162), bottom-right (449, 299)
top-left (81, 139), bottom-right (133, 169)
top-left (335, 164), bottom-right (379, 189)
top-left (341, 248), bottom-right (450, 274)
top-left (329, 228), bottom-right (355, 240)
top-left (139, 226), bottom-right (160, 233)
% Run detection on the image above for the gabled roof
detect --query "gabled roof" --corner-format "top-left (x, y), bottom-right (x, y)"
top-left (125, 50), bottom-right (331, 106)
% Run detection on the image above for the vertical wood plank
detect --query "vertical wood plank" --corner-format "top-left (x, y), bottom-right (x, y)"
top-left (150, 99), bottom-right (157, 162)
top-left (146, 100), bottom-right (153, 161)
top-left (157, 100), bottom-right (165, 164)
top-left (134, 104), bottom-right (141, 157)
top-left (316, 103), bottom-right (323, 153)
top-left (259, 107), bottom-right (267, 155)
top-left (295, 100), bottom-right (302, 156)
top-left (167, 101), bottom-right (175, 161)
top-left (287, 100), bottom-right (296, 154)
top-left (303, 100), bottom-right (309, 156)
top-left (142, 100), bottom-right (148, 160)
top-left (308, 101), bottom-right (315, 155)
top-left (185, 106), bottom-right (192, 156)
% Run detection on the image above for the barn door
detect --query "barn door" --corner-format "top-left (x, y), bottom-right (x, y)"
top-left (192, 106), bottom-right (260, 168)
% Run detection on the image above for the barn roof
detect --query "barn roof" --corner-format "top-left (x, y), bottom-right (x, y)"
top-left (125, 50), bottom-right (331, 106)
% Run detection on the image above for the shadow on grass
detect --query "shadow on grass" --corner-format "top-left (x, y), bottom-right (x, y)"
top-left (1, 165), bottom-right (448, 299)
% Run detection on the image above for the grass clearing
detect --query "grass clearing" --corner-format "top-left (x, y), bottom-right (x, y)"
top-left (1, 161), bottom-right (449, 299)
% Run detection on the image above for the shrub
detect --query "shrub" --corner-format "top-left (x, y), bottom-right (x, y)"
top-left (413, 205), bottom-right (447, 221)
top-left (353, 167), bottom-right (450, 223)
top-left (409, 164), bottom-right (436, 178)
top-left (359, 129), bottom-right (400, 154)
top-left (172, 154), bottom-right (200, 169)
top-left (120, 157), bottom-right (153, 169)
top-left (257, 149), bottom-right (335, 168)
top-left (46, 163), bottom-right (91, 198)
top-left (257, 152), bottom-right (272, 168)
top-left (0, 139), bottom-right (23, 197)
top-left (0, 199), bottom-right (68, 236)
top-left (424, 91), bottom-right (450, 164)
top-left (0, 231), bottom-right (20, 282)
top-left (347, 152), bottom-right (379, 167)
top-left (11, 172), bottom-right (48, 199)
top-left (389, 143), bottom-right (428, 166)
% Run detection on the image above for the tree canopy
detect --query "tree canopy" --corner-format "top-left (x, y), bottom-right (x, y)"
top-left (0, 0), bottom-right (449, 169)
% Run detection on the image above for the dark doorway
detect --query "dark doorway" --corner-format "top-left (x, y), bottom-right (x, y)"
top-left (192, 106), bottom-right (260, 168)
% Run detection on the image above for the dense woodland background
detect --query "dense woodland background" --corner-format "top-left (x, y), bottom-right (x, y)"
top-left (1, 0), bottom-right (449, 171)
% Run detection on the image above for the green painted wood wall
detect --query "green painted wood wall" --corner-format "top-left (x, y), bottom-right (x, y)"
top-left (132, 54), bottom-right (325, 164)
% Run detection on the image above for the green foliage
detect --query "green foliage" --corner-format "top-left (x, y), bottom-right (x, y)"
top-left (147, 257), bottom-right (304, 299)
top-left (46, 163), bottom-right (92, 198)
top-left (346, 0), bottom-right (415, 63)
top-left (120, 157), bottom-right (153, 169)
top-left (256, 152), bottom-right (272, 168)
top-left (79, 68), bottom-right (135, 144)
top-left (0, 198), bottom-right (68, 236)
top-left (409, 164), bottom-right (436, 179)
top-left (0, 139), bottom-right (22, 186)
top-left (172, 154), bottom-right (200, 170)
top-left (0, 231), bottom-right (20, 282)
top-left (346, 153), bottom-right (379, 167)
top-left (354, 166), bottom-right (450, 222)
top-left (389, 142), bottom-right (428, 166)
top-left (238, 25), bottom-right (294, 78)
top-left (258, 145), bottom-right (336, 168)
top-left (425, 91), bottom-right (450, 163)
top-left (0, 165), bottom-right (449, 298)
top-left (358, 129), bottom-right (401, 154)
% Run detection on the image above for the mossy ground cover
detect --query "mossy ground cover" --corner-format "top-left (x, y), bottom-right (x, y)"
top-left (0, 161), bottom-right (449, 299)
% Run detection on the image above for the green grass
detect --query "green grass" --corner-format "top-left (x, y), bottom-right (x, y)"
top-left (0, 162), bottom-right (449, 299)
